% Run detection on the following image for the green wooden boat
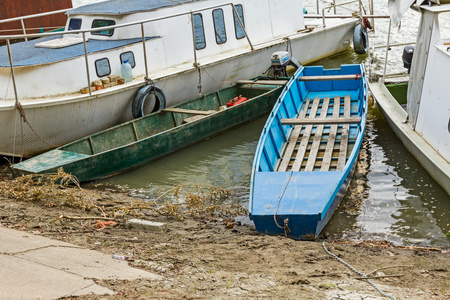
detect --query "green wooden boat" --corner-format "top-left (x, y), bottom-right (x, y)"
top-left (14, 81), bottom-right (284, 182)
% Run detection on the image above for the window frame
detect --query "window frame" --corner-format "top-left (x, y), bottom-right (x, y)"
top-left (193, 13), bottom-right (206, 50)
top-left (233, 4), bottom-right (245, 40)
top-left (94, 58), bottom-right (111, 77)
top-left (212, 8), bottom-right (227, 45)
top-left (68, 18), bottom-right (82, 31)
top-left (120, 51), bottom-right (136, 68)
top-left (91, 19), bottom-right (116, 36)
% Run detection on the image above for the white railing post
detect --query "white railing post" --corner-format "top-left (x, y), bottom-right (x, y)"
top-left (140, 23), bottom-right (149, 81)
top-left (6, 39), bottom-right (19, 105)
top-left (82, 32), bottom-right (91, 96)
top-left (382, 18), bottom-right (392, 83)
top-left (231, 4), bottom-right (253, 50)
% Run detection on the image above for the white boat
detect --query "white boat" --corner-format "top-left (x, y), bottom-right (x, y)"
top-left (0, 0), bottom-right (358, 158)
top-left (370, 2), bottom-right (450, 194)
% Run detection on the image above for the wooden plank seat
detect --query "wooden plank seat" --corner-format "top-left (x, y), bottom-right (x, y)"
top-left (277, 95), bottom-right (353, 172)
top-left (236, 79), bottom-right (288, 85)
top-left (162, 107), bottom-right (216, 115)
top-left (298, 74), bottom-right (362, 81)
top-left (280, 116), bottom-right (361, 125)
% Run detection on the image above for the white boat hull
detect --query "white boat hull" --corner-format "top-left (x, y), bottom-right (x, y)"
top-left (370, 81), bottom-right (450, 194)
top-left (1, 20), bottom-right (356, 157)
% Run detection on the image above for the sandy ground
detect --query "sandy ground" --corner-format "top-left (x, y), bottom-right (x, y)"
top-left (0, 176), bottom-right (449, 300)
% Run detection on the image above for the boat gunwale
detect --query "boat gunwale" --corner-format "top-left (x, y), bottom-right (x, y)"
top-left (369, 80), bottom-right (450, 194)
top-left (57, 84), bottom-right (284, 156)
top-left (249, 63), bottom-right (368, 224)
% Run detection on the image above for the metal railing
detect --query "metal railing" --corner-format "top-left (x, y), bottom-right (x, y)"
top-left (0, 8), bottom-right (71, 41)
top-left (308, 0), bottom-right (386, 28)
top-left (0, 3), bottom-right (253, 101)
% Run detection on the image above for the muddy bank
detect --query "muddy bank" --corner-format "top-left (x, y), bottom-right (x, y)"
top-left (0, 177), bottom-right (449, 299)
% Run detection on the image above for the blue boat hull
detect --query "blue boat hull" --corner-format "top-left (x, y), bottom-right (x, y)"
top-left (249, 64), bottom-right (368, 239)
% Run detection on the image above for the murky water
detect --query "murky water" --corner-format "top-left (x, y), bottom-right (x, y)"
top-left (2, 1), bottom-right (449, 246)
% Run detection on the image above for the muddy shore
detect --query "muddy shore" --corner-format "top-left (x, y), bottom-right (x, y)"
top-left (0, 173), bottom-right (449, 300)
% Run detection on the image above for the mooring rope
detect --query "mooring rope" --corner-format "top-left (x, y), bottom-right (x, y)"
top-left (273, 170), bottom-right (293, 236)
top-left (322, 242), bottom-right (397, 300)
top-left (15, 102), bottom-right (57, 148)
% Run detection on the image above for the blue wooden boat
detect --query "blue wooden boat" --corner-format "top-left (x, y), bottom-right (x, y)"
top-left (249, 64), bottom-right (368, 239)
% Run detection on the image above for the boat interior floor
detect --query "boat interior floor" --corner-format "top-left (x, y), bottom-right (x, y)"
top-left (278, 95), bottom-right (358, 172)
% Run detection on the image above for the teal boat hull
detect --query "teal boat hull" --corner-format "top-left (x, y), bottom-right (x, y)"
top-left (14, 83), bottom-right (283, 182)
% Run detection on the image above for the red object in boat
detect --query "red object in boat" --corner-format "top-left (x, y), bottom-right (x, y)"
top-left (226, 95), bottom-right (248, 107)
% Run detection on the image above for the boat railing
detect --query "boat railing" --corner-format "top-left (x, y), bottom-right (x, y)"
top-left (1, 2), bottom-right (253, 103)
top-left (0, 8), bottom-right (71, 41)
top-left (307, 0), bottom-right (383, 28)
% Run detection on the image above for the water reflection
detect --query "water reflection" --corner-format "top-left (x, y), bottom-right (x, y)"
top-left (325, 106), bottom-right (450, 246)
top-left (85, 117), bottom-right (268, 206)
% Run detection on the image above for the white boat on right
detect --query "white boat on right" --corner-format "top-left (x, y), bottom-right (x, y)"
top-left (369, 1), bottom-right (450, 194)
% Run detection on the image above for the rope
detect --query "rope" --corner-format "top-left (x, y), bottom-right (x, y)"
top-left (15, 102), bottom-right (57, 148)
top-left (284, 37), bottom-right (292, 56)
top-left (322, 242), bottom-right (397, 300)
top-left (273, 170), bottom-right (293, 236)
top-left (202, 67), bottom-right (234, 85)
top-left (193, 62), bottom-right (203, 96)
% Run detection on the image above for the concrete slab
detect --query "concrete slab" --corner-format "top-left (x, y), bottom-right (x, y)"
top-left (0, 225), bottom-right (162, 299)
top-left (0, 226), bottom-right (78, 254)
top-left (0, 254), bottom-right (113, 299)
top-left (17, 246), bottom-right (162, 280)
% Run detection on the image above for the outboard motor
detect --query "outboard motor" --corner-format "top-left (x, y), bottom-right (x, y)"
top-left (402, 45), bottom-right (415, 73)
top-left (268, 51), bottom-right (302, 79)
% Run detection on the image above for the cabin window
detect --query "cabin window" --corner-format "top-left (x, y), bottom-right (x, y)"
top-left (68, 18), bottom-right (82, 31)
top-left (193, 13), bottom-right (206, 50)
top-left (120, 52), bottom-right (136, 68)
top-left (95, 58), bottom-right (111, 77)
top-left (213, 9), bottom-right (227, 44)
top-left (438, 12), bottom-right (450, 42)
top-left (233, 4), bottom-right (245, 39)
top-left (91, 19), bottom-right (116, 36)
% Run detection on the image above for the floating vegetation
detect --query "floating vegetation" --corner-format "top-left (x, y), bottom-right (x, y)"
top-left (0, 170), bottom-right (247, 221)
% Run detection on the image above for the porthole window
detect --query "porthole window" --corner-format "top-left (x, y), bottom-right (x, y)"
top-left (233, 4), bottom-right (245, 39)
top-left (193, 13), bottom-right (206, 50)
top-left (92, 19), bottom-right (115, 36)
top-left (95, 58), bottom-right (111, 77)
top-left (213, 9), bottom-right (227, 44)
top-left (120, 51), bottom-right (136, 68)
top-left (68, 18), bottom-right (82, 31)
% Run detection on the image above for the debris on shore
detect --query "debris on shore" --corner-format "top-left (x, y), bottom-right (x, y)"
top-left (0, 172), bottom-right (449, 299)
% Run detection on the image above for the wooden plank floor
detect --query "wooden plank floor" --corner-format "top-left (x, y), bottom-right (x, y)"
top-left (278, 95), bottom-right (355, 172)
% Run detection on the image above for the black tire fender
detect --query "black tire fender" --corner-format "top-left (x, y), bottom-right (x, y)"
top-left (132, 85), bottom-right (166, 118)
top-left (353, 24), bottom-right (369, 55)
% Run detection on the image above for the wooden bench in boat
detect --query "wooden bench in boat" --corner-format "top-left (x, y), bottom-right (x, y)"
top-left (298, 74), bottom-right (362, 81)
top-left (162, 107), bottom-right (218, 124)
top-left (236, 79), bottom-right (288, 85)
top-left (277, 95), bottom-right (354, 172)
top-left (162, 107), bottom-right (216, 115)
top-left (280, 117), bottom-right (361, 125)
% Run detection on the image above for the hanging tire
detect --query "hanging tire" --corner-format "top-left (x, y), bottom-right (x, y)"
top-left (353, 24), bottom-right (369, 55)
top-left (132, 85), bottom-right (166, 118)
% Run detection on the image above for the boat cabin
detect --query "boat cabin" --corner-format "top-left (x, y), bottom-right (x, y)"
top-left (407, 4), bottom-right (450, 161)
top-left (0, 0), bottom-right (305, 100)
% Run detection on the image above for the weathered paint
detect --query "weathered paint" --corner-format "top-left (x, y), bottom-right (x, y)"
top-left (250, 64), bottom-right (368, 239)
top-left (14, 83), bottom-right (283, 182)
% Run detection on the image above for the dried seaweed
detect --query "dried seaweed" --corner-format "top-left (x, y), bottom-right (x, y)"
top-left (0, 170), bottom-right (247, 221)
